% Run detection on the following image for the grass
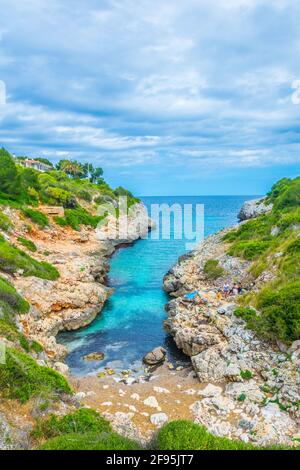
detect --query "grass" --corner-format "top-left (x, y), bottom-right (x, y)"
top-left (0, 319), bottom-right (33, 353)
top-left (228, 240), bottom-right (271, 260)
top-left (0, 347), bottom-right (72, 403)
top-left (17, 236), bottom-right (37, 252)
top-left (33, 408), bottom-right (111, 439)
top-left (39, 431), bottom-right (141, 450)
top-left (0, 210), bottom-right (13, 232)
top-left (240, 370), bottom-right (253, 380)
top-left (0, 275), bottom-right (29, 316)
top-left (155, 420), bottom-right (298, 450)
top-left (35, 408), bottom-right (141, 450)
top-left (0, 235), bottom-right (59, 280)
top-left (21, 208), bottom-right (49, 228)
top-left (236, 281), bottom-right (300, 344)
top-left (54, 206), bottom-right (104, 231)
top-left (224, 177), bottom-right (300, 344)
top-left (203, 259), bottom-right (225, 280)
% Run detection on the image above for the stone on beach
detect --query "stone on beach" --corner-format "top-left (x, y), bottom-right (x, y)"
top-left (83, 352), bottom-right (105, 361)
top-left (143, 346), bottom-right (166, 366)
top-left (150, 413), bottom-right (168, 427)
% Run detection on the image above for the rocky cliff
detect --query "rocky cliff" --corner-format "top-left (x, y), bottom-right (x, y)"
top-left (163, 205), bottom-right (300, 445)
top-left (3, 203), bottom-right (152, 364)
top-left (238, 197), bottom-right (273, 221)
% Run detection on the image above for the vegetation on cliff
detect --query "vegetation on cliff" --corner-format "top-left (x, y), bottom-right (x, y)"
top-left (0, 147), bottom-right (144, 450)
top-left (155, 420), bottom-right (298, 451)
top-left (0, 234), bottom-right (59, 280)
top-left (0, 348), bottom-right (71, 403)
top-left (223, 177), bottom-right (300, 344)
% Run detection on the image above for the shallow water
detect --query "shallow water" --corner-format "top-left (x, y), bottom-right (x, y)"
top-left (58, 196), bottom-right (257, 376)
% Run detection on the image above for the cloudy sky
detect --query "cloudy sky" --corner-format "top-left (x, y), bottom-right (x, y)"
top-left (0, 0), bottom-right (300, 195)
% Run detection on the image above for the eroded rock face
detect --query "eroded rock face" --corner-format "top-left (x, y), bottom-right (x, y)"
top-left (163, 226), bottom-right (300, 445)
top-left (96, 203), bottom-right (153, 245)
top-left (8, 204), bottom-right (153, 361)
top-left (238, 198), bottom-right (273, 221)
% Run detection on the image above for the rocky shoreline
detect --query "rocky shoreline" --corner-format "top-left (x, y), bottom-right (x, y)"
top-left (4, 203), bottom-right (153, 367)
top-left (162, 213), bottom-right (300, 445)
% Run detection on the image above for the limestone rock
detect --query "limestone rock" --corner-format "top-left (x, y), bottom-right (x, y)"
top-left (238, 198), bottom-right (273, 221)
top-left (143, 396), bottom-right (159, 409)
top-left (83, 352), bottom-right (105, 362)
top-left (143, 347), bottom-right (166, 366)
top-left (198, 384), bottom-right (222, 398)
top-left (150, 413), bottom-right (168, 427)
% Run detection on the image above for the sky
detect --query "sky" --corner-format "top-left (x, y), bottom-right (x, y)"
top-left (0, 0), bottom-right (300, 195)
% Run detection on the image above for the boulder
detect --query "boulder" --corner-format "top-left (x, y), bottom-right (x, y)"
top-left (143, 396), bottom-right (159, 409)
top-left (198, 384), bottom-right (222, 398)
top-left (143, 346), bottom-right (166, 366)
top-left (238, 198), bottom-right (273, 221)
top-left (83, 352), bottom-right (105, 362)
top-left (150, 413), bottom-right (168, 427)
top-left (53, 361), bottom-right (69, 375)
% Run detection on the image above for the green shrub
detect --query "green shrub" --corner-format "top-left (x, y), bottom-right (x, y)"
top-left (234, 307), bottom-right (257, 322)
top-left (34, 409), bottom-right (111, 439)
top-left (22, 208), bottom-right (49, 228)
top-left (155, 420), bottom-right (297, 450)
top-left (0, 348), bottom-right (72, 403)
top-left (155, 421), bottom-right (259, 450)
top-left (223, 218), bottom-right (271, 243)
top-left (44, 187), bottom-right (77, 209)
top-left (237, 393), bottom-right (247, 402)
top-left (30, 340), bottom-right (44, 354)
top-left (240, 370), bottom-right (253, 380)
top-left (0, 275), bottom-right (29, 315)
top-left (203, 259), bottom-right (225, 280)
top-left (17, 237), bottom-right (37, 252)
top-left (0, 148), bottom-right (20, 195)
top-left (0, 319), bottom-right (40, 352)
top-left (0, 237), bottom-right (59, 280)
top-left (39, 431), bottom-right (141, 450)
top-left (237, 283), bottom-right (300, 344)
top-left (286, 238), bottom-right (300, 255)
top-left (77, 189), bottom-right (92, 202)
top-left (55, 206), bottom-right (103, 231)
top-left (274, 182), bottom-right (300, 210)
top-left (254, 281), bottom-right (300, 343)
top-left (0, 210), bottom-right (12, 232)
top-left (228, 240), bottom-right (271, 260)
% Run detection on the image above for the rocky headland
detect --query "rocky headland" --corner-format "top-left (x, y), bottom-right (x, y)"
top-left (4, 202), bottom-right (153, 364)
top-left (163, 198), bottom-right (300, 446)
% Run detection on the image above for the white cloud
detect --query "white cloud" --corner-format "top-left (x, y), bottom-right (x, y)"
top-left (0, 0), bottom-right (299, 190)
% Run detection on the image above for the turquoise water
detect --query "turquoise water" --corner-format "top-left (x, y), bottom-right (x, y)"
top-left (58, 196), bottom-right (256, 376)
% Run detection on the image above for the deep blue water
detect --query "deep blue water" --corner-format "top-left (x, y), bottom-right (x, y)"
top-left (58, 196), bottom-right (257, 376)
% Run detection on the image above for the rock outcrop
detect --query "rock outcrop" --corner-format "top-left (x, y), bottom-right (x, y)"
top-left (238, 198), bottom-right (273, 221)
top-left (143, 347), bottom-right (167, 366)
top-left (7, 203), bottom-right (153, 360)
top-left (96, 203), bottom-right (154, 245)
top-left (163, 230), bottom-right (300, 445)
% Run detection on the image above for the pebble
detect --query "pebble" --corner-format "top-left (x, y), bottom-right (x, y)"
top-left (153, 386), bottom-right (170, 394)
top-left (131, 393), bottom-right (140, 401)
top-left (143, 396), bottom-right (159, 409)
top-left (150, 413), bottom-right (168, 427)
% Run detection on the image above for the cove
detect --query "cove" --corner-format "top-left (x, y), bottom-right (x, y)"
top-left (58, 195), bottom-right (255, 376)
